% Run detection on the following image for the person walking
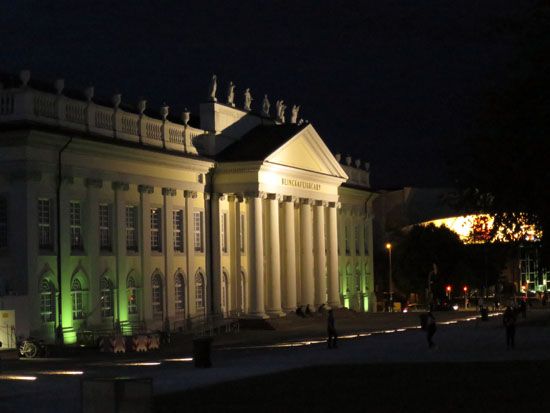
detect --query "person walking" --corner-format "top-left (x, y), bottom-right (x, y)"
top-left (327, 309), bottom-right (338, 349)
top-left (519, 299), bottom-right (527, 319)
top-left (425, 311), bottom-right (437, 349)
top-left (503, 306), bottom-right (516, 349)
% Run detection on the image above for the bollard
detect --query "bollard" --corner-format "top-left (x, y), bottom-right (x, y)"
top-left (192, 336), bottom-right (213, 368)
top-left (480, 308), bottom-right (489, 321)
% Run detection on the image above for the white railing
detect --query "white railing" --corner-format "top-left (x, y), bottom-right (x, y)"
top-left (0, 86), bottom-right (203, 155)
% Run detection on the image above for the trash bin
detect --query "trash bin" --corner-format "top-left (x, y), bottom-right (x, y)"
top-left (192, 336), bottom-right (212, 368)
top-left (480, 308), bottom-right (489, 321)
top-left (82, 377), bottom-right (152, 413)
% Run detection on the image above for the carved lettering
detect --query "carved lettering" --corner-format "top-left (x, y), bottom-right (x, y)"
top-left (281, 178), bottom-right (321, 191)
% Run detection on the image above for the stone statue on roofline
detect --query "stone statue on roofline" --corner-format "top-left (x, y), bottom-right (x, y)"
top-left (262, 94), bottom-right (270, 116)
top-left (290, 105), bottom-right (300, 124)
top-left (227, 81), bottom-right (235, 106)
top-left (275, 100), bottom-right (286, 123)
top-left (208, 74), bottom-right (217, 102)
top-left (243, 88), bottom-right (253, 111)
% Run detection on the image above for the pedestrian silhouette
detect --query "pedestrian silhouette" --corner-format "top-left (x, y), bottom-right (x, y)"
top-left (327, 309), bottom-right (338, 349)
top-left (503, 306), bottom-right (516, 349)
top-left (519, 299), bottom-right (527, 319)
top-left (423, 311), bottom-right (437, 349)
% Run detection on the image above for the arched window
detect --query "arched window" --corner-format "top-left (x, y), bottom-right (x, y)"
top-left (71, 278), bottom-right (84, 320)
top-left (100, 277), bottom-right (114, 318)
top-left (152, 274), bottom-right (163, 319)
top-left (127, 276), bottom-right (137, 315)
top-left (40, 279), bottom-right (55, 323)
top-left (174, 273), bottom-right (185, 315)
top-left (195, 272), bottom-right (205, 310)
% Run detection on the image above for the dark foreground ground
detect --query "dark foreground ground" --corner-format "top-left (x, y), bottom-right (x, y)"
top-left (156, 360), bottom-right (550, 413)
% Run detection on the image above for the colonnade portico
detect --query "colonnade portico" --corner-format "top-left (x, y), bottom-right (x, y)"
top-left (215, 189), bottom-right (341, 319)
top-left (211, 121), bottom-right (349, 319)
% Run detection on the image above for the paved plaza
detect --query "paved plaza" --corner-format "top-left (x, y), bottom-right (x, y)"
top-left (1, 309), bottom-right (549, 412)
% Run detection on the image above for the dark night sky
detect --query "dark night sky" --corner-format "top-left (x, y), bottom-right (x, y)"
top-left (0, 0), bottom-right (537, 187)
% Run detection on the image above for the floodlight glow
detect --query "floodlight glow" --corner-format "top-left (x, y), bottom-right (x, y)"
top-left (40, 371), bottom-right (84, 376)
top-left (0, 375), bottom-right (37, 381)
top-left (164, 357), bottom-right (193, 362)
top-left (117, 362), bottom-right (161, 366)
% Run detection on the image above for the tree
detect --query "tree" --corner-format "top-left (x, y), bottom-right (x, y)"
top-left (391, 224), bottom-right (465, 299)
top-left (450, 1), bottom-right (550, 264)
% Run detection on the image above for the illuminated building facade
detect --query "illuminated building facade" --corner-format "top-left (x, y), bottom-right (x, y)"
top-left (0, 71), bottom-right (375, 342)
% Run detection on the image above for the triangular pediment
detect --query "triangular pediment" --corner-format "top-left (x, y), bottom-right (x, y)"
top-left (265, 124), bottom-right (348, 179)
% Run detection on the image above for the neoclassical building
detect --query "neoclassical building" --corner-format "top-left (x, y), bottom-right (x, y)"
top-left (0, 71), bottom-right (375, 343)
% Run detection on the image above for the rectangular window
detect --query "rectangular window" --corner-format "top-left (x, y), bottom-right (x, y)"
top-left (194, 211), bottom-right (204, 252)
top-left (0, 197), bottom-right (7, 249)
top-left (173, 209), bottom-right (184, 252)
top-left (240, 214), bottom-right (245, 253)
top-left (70, 201), bottom-right (83, 251)
top-left (150, 208), bottom-right (162, 252)
top-left (220, 212), bottom-right (228, 253)
top-left (99, 204), bottom-right (111, 251)
top-left (38, 198), bottom-right (52, 249)
top-left (126, 206), bottom-right (138, 252)
top-left (355, 225), bottom-right (360, 255)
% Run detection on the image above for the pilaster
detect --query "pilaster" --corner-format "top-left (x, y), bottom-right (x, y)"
top-left (327, 202), bottom-right (341, 308)
top-left (184, 190), bottom-right (197, 317)
top-left (138, 184), bottom-right (154, 323)
top-left (162, 187), bottom-right (177, 325)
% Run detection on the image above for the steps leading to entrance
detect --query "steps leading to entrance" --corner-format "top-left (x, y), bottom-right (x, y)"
top-left (240, 308), bottom-right (362, 331)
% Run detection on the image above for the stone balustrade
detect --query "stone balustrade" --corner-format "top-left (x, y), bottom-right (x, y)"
top-left (0, 86), bottom-right (201, 155)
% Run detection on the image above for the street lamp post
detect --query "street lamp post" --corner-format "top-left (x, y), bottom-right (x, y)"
top-left (385, 243), bottom-right (393, 312)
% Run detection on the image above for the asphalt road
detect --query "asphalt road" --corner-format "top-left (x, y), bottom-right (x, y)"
top-left (1, 310), bottom-right (549, 412)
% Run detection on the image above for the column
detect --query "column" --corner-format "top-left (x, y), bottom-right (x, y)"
top-left (313, 201), bottom-right (327, 307)
top-left (184, 190), bottom-right (197, 317)
top-left (282, 196), bottom-right (297, 311)
top-left (327, 202), bottom-right (341, 308)
top-left (266, 194), bottom-right (284, 317)
top-left (247, 192), bottom-right (267, 318)
top-left (228, 195), bottom-right (240, 314)
top-left (300, 198), bottom-right (314, 309)
top-left (162, 187), bottom-right (176, 325)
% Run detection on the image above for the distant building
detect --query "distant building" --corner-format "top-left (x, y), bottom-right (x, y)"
top-left (0, 71), bottom-right (375, 343)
